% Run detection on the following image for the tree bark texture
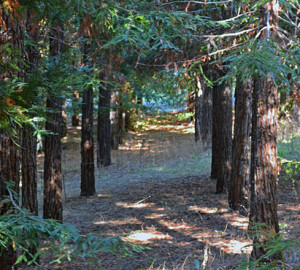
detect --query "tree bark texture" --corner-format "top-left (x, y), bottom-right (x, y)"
top-left (43, 25), bottom-right (64, 221)
top-left (81, 86), bottom-right (96, 196)
top-left (97, 74), bottom-right (112, 167)
top-left (249, 77), bottom-right (279, 259)
top-left (187, 90), bottom-right (195, 122)
top-left (72, 91), bottom-right (80, 126)
top-left (0, 132), bottom-right (19, 269)
top-left (200, 83), bottom-right (213, 146)
top-left (21, 125), bottom-right (38, 215)
top-left (195, 74), bottom-right (213, 145)
top-left (110, 91), bottom-right (119, 150)
top-left (22, 8), bottom-right (39, 216)
top-left (228, 78), bottom-right (251, 212)
top-left (43, 97), bottom-right (63, 220)
top-left (194, 76), bottom-right (202, 143)
top-left (211, 76), bottom-right (233, 193)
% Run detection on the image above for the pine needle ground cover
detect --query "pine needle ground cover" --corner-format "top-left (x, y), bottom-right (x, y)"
top-left (30, 114), bottom-right (300, 269)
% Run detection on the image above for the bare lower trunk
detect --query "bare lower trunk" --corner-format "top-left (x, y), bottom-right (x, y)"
top-left (97, 75), bottom-right (112, 167)
top-left (43, 97), bottom-right (63, 221)
top-left (72, 91), bottom-right (80, 126)
top-left (250, 77), bottom-right (279, 259)
top-left (81, 86), bottom-right (95, 196)
top-left (194, 76), bottom-right (202, 143)
top-left (111, 91), bottom-right (119, 150)
top-left (0, 132), bottom-right (20, 269)
top-left (22, 125), bottom-right (38, 215)
top-left (200, 83), bottom-right (212, 146)
top-left (43, 25), bottom-right (64, 221)
top-left (211, 76), bottom-right (233, 193)
top-left (228, 78), bottom-right (251, 212)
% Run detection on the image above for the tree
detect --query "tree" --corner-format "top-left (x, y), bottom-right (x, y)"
top-left (80, 39), bottom-right (96, 196)
top-left (228, 78), bottom-right (251, 212)
top-left (249, 75), bottom-right (279, 259)
top-left (211, 71), bottom-right (233, 193)
top-left (21, 8), bottom-right (39, 217)
top-left (97, 71), bottom-right (112, 167)
top-left (43, 24), bottom-right (64, 221)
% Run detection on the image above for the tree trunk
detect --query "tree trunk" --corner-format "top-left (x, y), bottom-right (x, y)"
top-left (249, 77), bottom-right (279, 259)
top-left (22, 7), bottom-right (39, 216)
top-left (97, 72), bottom-right (112, 167)
top-left (43, 25), bottom-right (64, 221)
top-left (200, 81), bottom-right (213, 146)
top-left (194, 73), bottom-right (213, 145)
top-left (0, 132), bottom-right (19, 269)
top-left (72, 91), bottom-right (80, 126)
top-left (110, 91), bottom-right (119, 150)
top-left (211, 74), bottom-right (233, 193)
top-left (22, 125), bottom-right (38, 215)
top-left (0, 3), bottom-right (22, 268)
top-left (228, 78), bottom-right (251, 212)
top-left (194, 75), bottom-right (202, 142)
top-left (81, 85), bottom-right (95, 196)
top-left (187, 90), bottom-right (195, 122)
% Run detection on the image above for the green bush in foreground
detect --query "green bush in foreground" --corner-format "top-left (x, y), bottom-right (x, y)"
top-left (0, 212), bottom-right (148, 267)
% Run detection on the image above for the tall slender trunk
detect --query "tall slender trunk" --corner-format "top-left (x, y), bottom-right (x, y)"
top-left (249, 77), bottom-right (279, 259)
top-left (194, 75), bottom-right (202, 142)
top-left (249, 1), bottom-right (280, 259)
top-left (211, 73), bottom-right (233, 193)
top-left (194, 73), bottom-right (213, 145)
top-left (43, 25), bottom-right (64, 221)
top-left (81, 85), bottom-right (95, 196)
top-left (22, 125), bottom-right (38, 215)
top-left (72, 91), bottom-right (80, 126)
top-left (97, 72), bottom-right (112, 167)
top-left (228, 78), bottom-right (251, 212)
top-left (22, 8), bottom-right (39, 216)
top-left (0, 132), bottom-right (20, 269)
top-left (110, 91), bottom-right (119, 150)
top-left (200, 80), bottom-right (213, 146)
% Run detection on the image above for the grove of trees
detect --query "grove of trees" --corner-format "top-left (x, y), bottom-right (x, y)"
top-left (0, 0), bottom-right (299, 268)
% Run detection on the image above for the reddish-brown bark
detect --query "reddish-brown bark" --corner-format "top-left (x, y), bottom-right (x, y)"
top-left (228, 78), bottom-right (251, 212)
top-left (250, 77), bottom-right (279, 259)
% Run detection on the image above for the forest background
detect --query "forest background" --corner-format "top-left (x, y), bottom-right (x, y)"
top-left (0, 0), bottom-right (300, 269)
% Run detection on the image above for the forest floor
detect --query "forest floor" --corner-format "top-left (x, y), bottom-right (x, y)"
top-left (33, 113), bottom-right (300, 270)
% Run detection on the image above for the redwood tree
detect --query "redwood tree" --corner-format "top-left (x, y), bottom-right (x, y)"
top-left (97, 71), bottom-right (112, 167)
top-left (43, 24), bottom-right (64, 221)
top-left (228, 78), bottom-right (251, 212)
top-left (249, 76), bottom-right (279, 259)
top-left (211, 71), bottom-right (233, 193)
top-left (80, 40), bottom-right (95, 196)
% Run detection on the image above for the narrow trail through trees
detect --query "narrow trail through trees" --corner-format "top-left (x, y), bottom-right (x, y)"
top-left (34, 114), bottom-right (300, 270)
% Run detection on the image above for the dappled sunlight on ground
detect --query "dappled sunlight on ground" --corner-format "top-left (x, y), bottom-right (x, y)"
top-left (35, 114), bottom-right (300, 269)
top-left (124, 230), bottom-right (173, 243)
top-left (115, 202), bottom-right (156, 209)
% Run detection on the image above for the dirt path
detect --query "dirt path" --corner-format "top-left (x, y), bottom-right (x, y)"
top-left (34, 115), bottom-right (300, 270)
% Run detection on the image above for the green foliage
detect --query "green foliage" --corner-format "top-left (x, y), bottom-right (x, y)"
top-left (239, 224), bottom-right (300, 269)
top-left (280, 159), bottom-right (300, 184)
top-left (278, 135), bottom-right (300, 183)
top-left (0, 211), bottom-right (148, 267)
top-left (222, 40), bottom-right (296, 86)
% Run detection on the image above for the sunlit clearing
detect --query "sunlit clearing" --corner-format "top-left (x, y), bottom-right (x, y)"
top-left (124, 230), bottom-right (172, 243)
top-left (115, 202), bottom-right (156, 208)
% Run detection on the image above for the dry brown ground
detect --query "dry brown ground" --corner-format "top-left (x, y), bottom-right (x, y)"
top-left (32, 114), bottom-right (300, 270)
